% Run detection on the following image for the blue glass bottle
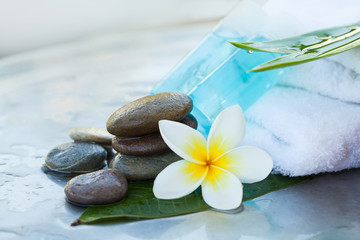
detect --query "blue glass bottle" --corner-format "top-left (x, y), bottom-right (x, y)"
top-left (152, 3), bottom-right (285, 135)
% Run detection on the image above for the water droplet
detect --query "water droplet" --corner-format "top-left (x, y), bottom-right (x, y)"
top-left (247, 50), bottom-right (254, 54)
top-left (316, 36), bottom-right (333, 40)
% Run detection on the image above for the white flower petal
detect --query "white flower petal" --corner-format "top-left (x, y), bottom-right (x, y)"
top-left (201, 166), bottom-right (243, 210)
top-left (153, 160), bottom-right (208, 199)
top-left (213, 146), bottom-right (273, 183)
top-left (159, 120), bottom-right (207, 164)
top-left (207, 105), bottom-right (246, 161)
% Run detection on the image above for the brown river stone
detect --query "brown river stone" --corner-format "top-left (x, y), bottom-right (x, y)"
top-left (112, 115), bottom-right (197, 155)
top-left (106, 92), bottom-right (193, 137)
top-left (64, 169), bottom-right (128, 205)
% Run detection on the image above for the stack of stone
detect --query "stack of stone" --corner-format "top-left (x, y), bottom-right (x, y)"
top-left (44, 127), bottom-right (128, 206)
top-left (107, 92), bottom-right (197, 181)
top-left (43, 92), bottom-right (197, 206)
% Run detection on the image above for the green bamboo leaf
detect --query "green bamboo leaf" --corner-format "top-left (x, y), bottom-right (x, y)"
top-left (230, 21), bottom-right (360, 72)
top-left (73, 174), bottom-right (310, 225)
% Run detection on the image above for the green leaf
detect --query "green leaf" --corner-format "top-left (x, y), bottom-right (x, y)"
top-left (230, 21), bottom-right (360, 72)
top-left (74, 174), bottom-right (310, 225)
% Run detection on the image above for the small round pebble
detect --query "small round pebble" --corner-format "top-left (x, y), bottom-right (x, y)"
top-left (64, 169), bottom-right (128, 205)
top-left (45, 142), bottom-right (107, 173)
top-left (70, 127), bottom-right (113, 145)
top-left (112, 114), bottom-right (198, 156)
top-left (106, 92), bottom-right (193, 137)
top-left (109, 152), bottom-right (181, 181)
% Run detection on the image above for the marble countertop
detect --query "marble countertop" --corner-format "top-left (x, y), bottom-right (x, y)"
top-left (0, 22), bottom-right (359, 240)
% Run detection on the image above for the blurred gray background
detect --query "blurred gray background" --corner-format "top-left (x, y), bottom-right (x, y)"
top-left (0, 0), bottom-right (237, 57)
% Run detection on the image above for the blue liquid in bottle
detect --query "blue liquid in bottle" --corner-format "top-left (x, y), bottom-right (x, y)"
top-left (152, 14), bottom-right (284, 135)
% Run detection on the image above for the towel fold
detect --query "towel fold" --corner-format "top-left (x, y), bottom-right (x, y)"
top-left (278, 48), bottom-right (360, 104)
top-left (243, 53), bottom-right (360, 176)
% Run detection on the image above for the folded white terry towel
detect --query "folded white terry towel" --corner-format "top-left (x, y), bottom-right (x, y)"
top-left (278, 48), bottom-right (360, 104)
top-left (236, 0), bottom-right (360, 176)
top-left (243, 56), bottom-right (360, 176)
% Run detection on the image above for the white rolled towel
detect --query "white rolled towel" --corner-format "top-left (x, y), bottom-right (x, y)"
top-left (239, 0), bottom-right (360, 176)
top-left (243, 55), bottom-right (360, 176)
top-left (278, 48), bottom-right (360, 104)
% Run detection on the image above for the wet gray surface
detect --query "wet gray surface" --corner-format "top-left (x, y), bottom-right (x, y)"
top-left (0, 23), bottom-right (359, 239)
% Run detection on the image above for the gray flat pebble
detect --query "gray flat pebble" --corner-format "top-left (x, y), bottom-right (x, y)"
top-left (109, 152), bottom-right (181, 181)
top-left (45, 142), bottom-right (107, 173)
top-left (70, 127), bottom-right (113, 145)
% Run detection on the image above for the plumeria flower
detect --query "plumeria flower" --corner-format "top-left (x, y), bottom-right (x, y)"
top-left (153, 105), bottom-right (273, 210)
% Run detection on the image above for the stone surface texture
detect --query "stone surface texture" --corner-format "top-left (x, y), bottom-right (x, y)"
top-left (112, 134), bottom-right (169, 156)
top-left (64, 169), bottom-right (128, 205)
top-left (109, 152), bottom-right (182, 180)
top-left (45, 142), bottom-right (107, 173)
top-left (106, 92), bottom-right (193, 137)
top-left (112, 114), bottom-right (198, 155)
top-left (180, 114), bottom-right (198, 129)
top-left (70, 127), bottom-right (113, 145)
